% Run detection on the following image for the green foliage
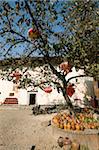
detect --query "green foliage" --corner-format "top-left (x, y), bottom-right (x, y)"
top-left (64, 0), bottom-right (99, 78)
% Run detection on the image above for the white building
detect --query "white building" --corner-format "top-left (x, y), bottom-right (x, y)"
top-left (0, 65), bottom-right (94, 107)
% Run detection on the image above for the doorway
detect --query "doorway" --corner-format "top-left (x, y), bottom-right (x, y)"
top-left (29, 94), bottom-right (36, 105)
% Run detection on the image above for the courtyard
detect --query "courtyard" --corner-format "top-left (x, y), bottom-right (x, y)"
top-left (0, 105), bottom-right (60, 150)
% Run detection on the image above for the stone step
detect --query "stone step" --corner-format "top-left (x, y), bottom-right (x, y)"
top-left (4, 99), bottom-right (18, 102)
top-left (4, 98), bottom-right (18, 104)
top-left (4, 102), bottom-right (18, 104)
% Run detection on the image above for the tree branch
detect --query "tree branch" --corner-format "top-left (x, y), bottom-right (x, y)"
top-left (0, 29), bottom-right (10, 35)
top-left (4, 40), bottom-right (25, 57)
top-left (66, 74), bottom-right (86, 84)
top-left (10, 29), bottom-right (33, 44)
top-left (24, 0), bottom-right (48, 48)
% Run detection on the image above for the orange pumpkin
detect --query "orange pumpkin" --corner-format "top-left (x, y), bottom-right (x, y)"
top-left (64, 123), bottom-right (67, 130)
top-left (75, 124), bottom-right (81, 130)
top-left (52, 116), bottom-right (60, 127)
top-left (66, 123), bottom-right (71, 130)
top-left (59, 123), bottom-right (64, 129)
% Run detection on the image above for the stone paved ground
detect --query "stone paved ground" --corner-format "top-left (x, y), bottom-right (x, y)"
top-left (0, 105), bottom-right (61, 150)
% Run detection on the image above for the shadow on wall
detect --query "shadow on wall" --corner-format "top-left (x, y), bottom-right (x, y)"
top-left (85, 79), bottom-right (94, 97)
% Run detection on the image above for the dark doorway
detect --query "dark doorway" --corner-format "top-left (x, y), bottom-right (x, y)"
top-left (29, 94), bottom-right (36, 105)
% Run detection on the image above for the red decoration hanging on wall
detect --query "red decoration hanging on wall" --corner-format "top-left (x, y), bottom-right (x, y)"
top-left (44, 87), bottom-right (52, 93)
top-left (66, 84), bottom-right (75, 97)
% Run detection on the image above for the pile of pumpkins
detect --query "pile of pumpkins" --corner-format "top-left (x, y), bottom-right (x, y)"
top-left (52, 112), bottom-right (99, 131)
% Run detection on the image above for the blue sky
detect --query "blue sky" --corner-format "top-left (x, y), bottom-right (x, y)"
top-left (0, 0), bottom-right (72, 60)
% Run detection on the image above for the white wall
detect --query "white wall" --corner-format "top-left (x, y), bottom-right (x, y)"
top-left (36, 88), bottom-right (65, 105)
top-left (0, 67), bottom-right (94, 106)
top-left (18, 89), bottom-right (28, 105)
top-left (0, 79), bottom-right (13, 104)
top-left (65, 67), bottom-right (94, 107)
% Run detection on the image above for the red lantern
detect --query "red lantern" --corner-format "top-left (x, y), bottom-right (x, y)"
top-left (59, 62), bottom-right (72, 74)
top-left (10, 71), bottom-right (21, 81)
top-left (28, 28), bottom-right (40, 40)
top-left (66, 84), bottom-right (75, 97)
top-left (44, 87), bottom-right (52, 93)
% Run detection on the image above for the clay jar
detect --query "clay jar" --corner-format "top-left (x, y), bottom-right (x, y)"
top-left (71, 141), bottom-right (80, 150)
top-left (57, 136), bottom-right (64, 148)
top-left (63, 137), bottom-right (72, 150)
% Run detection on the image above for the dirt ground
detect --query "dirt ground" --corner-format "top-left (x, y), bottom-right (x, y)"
top-left (0, 105), bottom-right (61, 150)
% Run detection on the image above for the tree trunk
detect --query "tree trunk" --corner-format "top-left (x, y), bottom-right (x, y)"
top-left (48, 62), bottom-right (74, 113)
top-left (62, 80), bottom-right (74, 114)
